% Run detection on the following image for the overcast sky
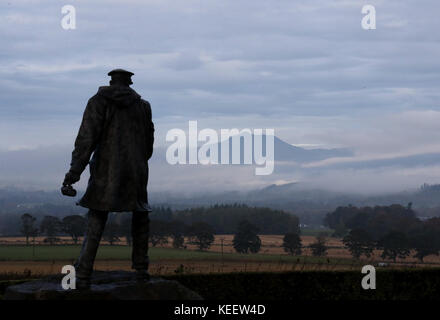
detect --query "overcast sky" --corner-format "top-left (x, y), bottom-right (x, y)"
top-left (1, 0), bottom-right (439, 193)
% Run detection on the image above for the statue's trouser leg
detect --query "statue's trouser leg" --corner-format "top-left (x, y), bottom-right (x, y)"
top-left (75, 209), bottom-right (109, 280)
top-left (131, 211), bottom-right (150, 272)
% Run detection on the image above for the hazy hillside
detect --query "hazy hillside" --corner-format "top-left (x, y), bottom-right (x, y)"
top-left (1, 183), bottom-right (440, 230)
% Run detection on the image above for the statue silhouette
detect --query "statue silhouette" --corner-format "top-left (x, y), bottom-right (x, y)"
top-left (62, 69), bottom-right (154, 288)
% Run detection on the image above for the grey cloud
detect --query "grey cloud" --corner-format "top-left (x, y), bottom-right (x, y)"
top-left (0, 0), bottom-right (439, 193)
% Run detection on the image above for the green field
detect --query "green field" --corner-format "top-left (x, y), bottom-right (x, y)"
top-left (0, 245), bottom-right (358, 265)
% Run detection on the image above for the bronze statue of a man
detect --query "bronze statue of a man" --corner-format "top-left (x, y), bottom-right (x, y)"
top-left (62, 69), bottom-right (154, 288)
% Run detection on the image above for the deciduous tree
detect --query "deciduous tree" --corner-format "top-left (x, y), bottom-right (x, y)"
top-left (186, 222), bottom-right (214, 251)
top-left (233, 220), bottom-right (262, 254)
top-left (377, 231), bottom-right (410, 262)
top-left (20, 213), bottom-right (38, 246)
top-left (40, 216), bottom-right (61, 245)
top-left (343, 229), bottom-right (375, 259)
top-left (62, 215), bottom-right (86, 244)
top-left (282, 232), bottom-right (302, 256)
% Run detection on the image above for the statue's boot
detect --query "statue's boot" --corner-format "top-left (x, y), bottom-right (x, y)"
top-left (75, 210), bottom-right (109, 289)
top-left (132, 211), bottom-right (151, 282)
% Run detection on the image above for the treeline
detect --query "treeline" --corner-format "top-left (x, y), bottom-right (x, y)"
top-left (14, 204), bottom-right (299, 246)
top-left (16, 210), bottom-right (303, 256)
top-left (16, 208), bottom-right (326, 258)
top-left (142, 204), bottom-right (300, 253)
top-left (19, 213), bottom-right (86, 245)
top-left (17, 203), bottom-right (440, 263)
top-left (325, 203), bottom-right (440, 262)
top-left (151, 204), bottom-right (300, 234)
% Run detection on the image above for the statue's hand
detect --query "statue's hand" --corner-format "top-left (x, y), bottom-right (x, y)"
top-left (63, 171), bottom-right (80, 186)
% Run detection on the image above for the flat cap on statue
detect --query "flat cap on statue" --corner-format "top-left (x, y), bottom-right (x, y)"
top-left (107, 69), bottom-right (134, 76)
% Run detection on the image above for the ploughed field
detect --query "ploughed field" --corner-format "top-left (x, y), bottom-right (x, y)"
top-left (0, 235), bottom-right (439, 276)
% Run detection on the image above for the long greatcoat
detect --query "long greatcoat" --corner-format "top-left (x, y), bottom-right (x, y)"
top-left (69, 85), bottom-right (154, 212)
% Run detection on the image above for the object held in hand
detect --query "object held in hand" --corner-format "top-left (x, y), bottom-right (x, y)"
top-left (61, 185), bottom-right (77, 197)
